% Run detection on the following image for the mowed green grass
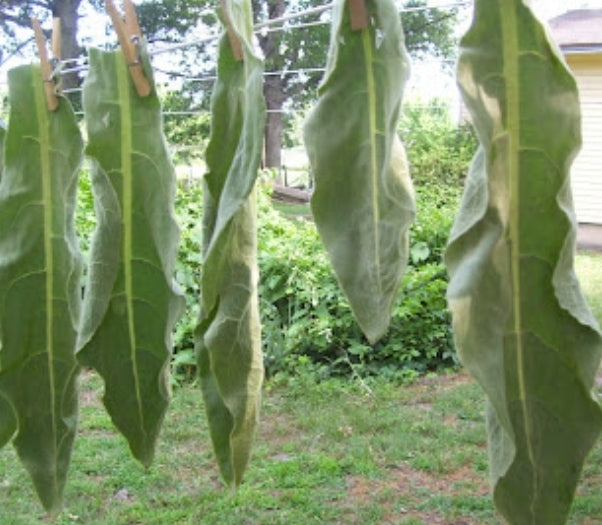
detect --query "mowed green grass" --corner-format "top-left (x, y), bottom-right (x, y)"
top-left (0, 251), bottom-right (600, 524)
top-left (5, 373), bottom-right (497, 524)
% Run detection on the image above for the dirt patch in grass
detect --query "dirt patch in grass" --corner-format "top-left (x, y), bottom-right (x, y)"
top-left (80, 387), bottom-right (100, 408)
top-left (79, 369), bottom-right (103, 407)
top-left (416, 372), bottom-right (472, 390)
top-left (408, 372), bottom-right (473, 404)
top-left (341, 462), bottom-right (489, 524)
top-left (258, 409), bottom-right (304, 450)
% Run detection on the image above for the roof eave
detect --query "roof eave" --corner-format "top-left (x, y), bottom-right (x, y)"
top-left (560, 44), bottom-right (602, 55)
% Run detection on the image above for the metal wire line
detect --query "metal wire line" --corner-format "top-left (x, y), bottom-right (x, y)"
top-left (260, 18), bottom-right (330, 34)
top-left (59, 65), bottom-right (328, 94)
top-left (39, 0), bottom-right (470, 74)
top-left (254, 3), bottom-right (333, 30)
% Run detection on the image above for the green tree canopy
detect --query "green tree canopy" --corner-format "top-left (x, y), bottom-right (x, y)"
top-left (1, 0), bottom-right (460, 162)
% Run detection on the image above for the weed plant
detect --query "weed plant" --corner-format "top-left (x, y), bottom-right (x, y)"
top-left (74, 102), bottom-right (477, 383)
top-left (258, 185), bottom-right (459, 380)
top-left (400, 100), bottom-right (477, 188)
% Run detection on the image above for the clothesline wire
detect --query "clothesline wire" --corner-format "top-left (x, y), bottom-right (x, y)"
top-left (67, 102), bottom-right (456, 118)
top-left (260, 18), bottom-right (330, 35)
top-left (44, 0), bottom-right (470, 71)
top-left (254, 2), bottom-right (333, 30)
top-left (0, 0), bottom-right (468, 114)
top-left (59, 67), bottom-right (327, 94)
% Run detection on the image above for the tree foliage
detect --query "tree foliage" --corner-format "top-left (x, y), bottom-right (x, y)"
top-left (0, 0), bottom-right (460, 166)
top-left (251, 0), bottom-right (460, 168)
top-left (0, 0), bottom-right (83, 89)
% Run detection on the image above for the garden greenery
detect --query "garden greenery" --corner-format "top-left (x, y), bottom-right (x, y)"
top-left (399, 100), bottom-right (477, 188)
top-left (0, 0), bottom-right (600, 523)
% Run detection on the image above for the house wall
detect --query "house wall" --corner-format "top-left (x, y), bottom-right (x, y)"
top-left (566, 52), bottom-right (602, 225)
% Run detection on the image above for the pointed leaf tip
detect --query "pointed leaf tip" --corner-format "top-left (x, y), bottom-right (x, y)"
top-left (77, 44), bottom-right (183, 467)
top-left (196, 0), bottom-right (265, 487)
top-left (0, 64), bottom-right (83, 513)
top-left (304, 0), bottom-right (415, 344)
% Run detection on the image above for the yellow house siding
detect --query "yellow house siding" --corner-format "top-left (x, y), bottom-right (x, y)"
top-left (566, 53), bottom-right (602, 225)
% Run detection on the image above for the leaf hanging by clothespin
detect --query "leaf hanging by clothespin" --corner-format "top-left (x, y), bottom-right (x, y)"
top-left (348, 0), bottom-right (369, 30)
top-left (31, 18), bottom-right (60, 111)
top-left (105, 0), bottom-right (151, 97)
top-left (220, 0), bottom-right (244, 61)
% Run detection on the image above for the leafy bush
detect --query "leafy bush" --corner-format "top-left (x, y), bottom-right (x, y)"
top-left (172, 179), bottom-right (203, 383)
top-left (75, 162), bottom-right (96, 257)
top-left (258, 186), bottom-right (459, 380)
top-left (161, 90), bottom-right (211, 164)
top-left (411, 183), bottom-right (461, 264)
top-left (400, 100), bottom-right (477, 187)
top-left (75, 172), bottom-right (461, 382)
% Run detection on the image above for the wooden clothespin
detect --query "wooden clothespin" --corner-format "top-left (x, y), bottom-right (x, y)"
top-left (348, 0), bottom-right (369, 31)
top-left (220, 0), bottom-right (244, 62)
top-left (32, 17), bottom-right (61, 111)
top-left (105, 0), bottom-right (151, 97)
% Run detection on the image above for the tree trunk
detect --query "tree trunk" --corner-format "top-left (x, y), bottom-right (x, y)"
top-left (256, 0), bottom-right (286, 179)
top-left (263, 73), bottom-right (285, 172)
top-left (52, 0), bottom-right (82, 91)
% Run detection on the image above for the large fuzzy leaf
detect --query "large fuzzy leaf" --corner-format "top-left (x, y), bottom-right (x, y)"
top-left (304, 0), bottom-right (415, 344)
top-left (0, 121), bottom-right (5, 174)
top-left (77, 45), bottom-right (183, 467)
top-left (196, 0), bottom-right (265, 488)
top-left (0, 65), bottom-right (83, 514)
top-left (446, 1), bottom-right (602, 522)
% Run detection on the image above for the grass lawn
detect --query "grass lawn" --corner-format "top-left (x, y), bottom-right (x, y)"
top-left (272, 200), bottom-right (312, 218)
top-left (0, 251), bottom-right (601, 524)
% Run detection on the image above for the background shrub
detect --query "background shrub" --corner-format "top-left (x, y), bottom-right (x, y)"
top-left (400, 99), bottom-right (477, 187)
top-left (258, 187), bottom-right (459, 381)
top-left (171, 180), bottom-right (203, 383)
top-left (74, 101), bottom-right (475, 383)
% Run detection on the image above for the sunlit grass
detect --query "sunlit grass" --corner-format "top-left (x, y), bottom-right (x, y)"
top-left (1, 367), bottom-right (600, 524)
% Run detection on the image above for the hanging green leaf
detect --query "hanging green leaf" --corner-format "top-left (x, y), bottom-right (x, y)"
top-left (304, 0), bottom-right (415, 345)
top-left (0, 107), bottom-right (15, 463)
top-left (446, 1), bottom-right (602, 523)
top-left (0, 65), bottom-right (83, 514)
top-left (0, 121), bottom-right (6, 175)
top-left (196, 0), bottom-right (265, 488)
top-left (77, 44), bottom-right (183, 467)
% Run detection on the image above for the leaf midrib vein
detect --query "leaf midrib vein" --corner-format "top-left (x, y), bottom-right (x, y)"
top-left (361, 26), bottom-right (382, 293)
top-left (116, 53), bottom-right (146, 436)
top-left (500, 0), bottom-right (538, 516)
top-left (34, 64), bottom-right (58, 496)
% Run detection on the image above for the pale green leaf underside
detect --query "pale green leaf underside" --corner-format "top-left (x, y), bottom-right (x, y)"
top-left (196, 0), bottom-right (265, 488)
top-left (0, 65), bottom-right (83, 514)
top-left (446, 1), bottom-right (602, 523)
top-left (0, 122), bottom-right (5, 175)
top-left (77, 45), bottom-right (183, 467)
top-left (304, 0), bottom-right (415, 344)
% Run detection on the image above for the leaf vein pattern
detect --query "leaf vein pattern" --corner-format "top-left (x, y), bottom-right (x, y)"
top-left (116, 53), bottom-right (146, 437)
top-left (33, 63), bottom-right (59, 492)
top-left (361, 27), bottom-right (381, 293)
top-left (500, 2), bottom-right (539, 518)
